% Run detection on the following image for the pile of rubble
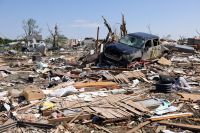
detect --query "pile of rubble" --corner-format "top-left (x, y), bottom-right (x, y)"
top-left (0, 42), bottom-right (200, 133)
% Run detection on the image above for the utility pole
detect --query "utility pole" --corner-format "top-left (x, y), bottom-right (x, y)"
top-left (96, 26), bottom-right (99, 53)
top-left (54, 24), bottom-right (58, 48)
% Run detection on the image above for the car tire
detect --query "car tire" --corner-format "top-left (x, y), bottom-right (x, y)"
top-left (155, 83), bottom-right (172, 93)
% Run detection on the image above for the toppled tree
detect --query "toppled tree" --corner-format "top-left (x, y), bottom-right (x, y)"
top-left (120, 14), bottom-right (127, 37)
top-left (22, 18), bottom-right (41, 39)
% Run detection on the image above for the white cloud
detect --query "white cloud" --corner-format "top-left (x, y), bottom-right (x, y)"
top-left (70, 19), bottom-right (101, 28)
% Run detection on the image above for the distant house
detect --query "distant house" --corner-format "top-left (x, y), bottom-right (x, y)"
top-left (65, 39), bottom-right (79, 47)
top-left (26, 35), bottom-right (43, 47)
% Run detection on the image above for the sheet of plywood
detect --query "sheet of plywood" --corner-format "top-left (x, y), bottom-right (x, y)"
top-left (82, 107), bottom-right (95, 113)
top-left (90, 107), bottom-right (116, 119)
top-left (105, 94), bottom-right (127, 103)
top-left (116, 102), bottom-right (142, 116)
top-left (106, 109), bottom-right (124, 118)
top-left (115, 108), bottom-right (132, 117)
top-left (125, 100), bottom-right (150, 113)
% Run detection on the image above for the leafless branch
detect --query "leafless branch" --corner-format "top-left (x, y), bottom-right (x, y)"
top-left (196, 29), bottom-right (200, 36)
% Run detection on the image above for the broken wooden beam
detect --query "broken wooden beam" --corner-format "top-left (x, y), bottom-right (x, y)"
top-left (149, 112), bottom-right (193, 121)
top-left (68, 111), bottom-right (83, 124)
top-left (16, 100), bottom-right (42, 112)
top-left (158, 121), bottom-right (200, 132)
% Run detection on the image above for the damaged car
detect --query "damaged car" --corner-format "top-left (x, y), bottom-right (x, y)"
top-left (99, 32), bottom-right (169, 67)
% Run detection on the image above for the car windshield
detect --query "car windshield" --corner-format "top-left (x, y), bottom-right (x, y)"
top-left (119, 35), bottom-right (144, 48)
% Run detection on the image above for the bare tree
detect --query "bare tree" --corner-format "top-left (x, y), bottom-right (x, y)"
top-left (48, 24), bottom-right (59, 48)
top-left (22, 18), bottom-right (41, 37)
top-left (196, 29), bottom-right (200, 37)
top-left (147, 24), bottom-right (152, 34)
top-left (102, 16), bottom-right (115, 43)
top-left (178, 35), bottom-right (185, 45)
top-left (163, 34), bottom-right (171, 40)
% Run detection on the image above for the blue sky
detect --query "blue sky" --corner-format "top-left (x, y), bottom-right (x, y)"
top-left (0, 0), bottom-right (200, 40)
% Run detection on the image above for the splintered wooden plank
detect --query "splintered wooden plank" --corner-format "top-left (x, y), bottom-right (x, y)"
top-left (116, 102), bottom-right (142, 116)
top-left (149, 112), bottom-right (193, 121)
top-left (125, 100), bottom-right (150, 113)
top-left (91, 107), bottom-right (116, 119)
top-left (74, 81), bottom-right (120, 89)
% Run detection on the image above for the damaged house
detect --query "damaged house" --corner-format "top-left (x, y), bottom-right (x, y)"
top-left (26, 34), bottom-right (43, 48)
top-left (23, 35), bottom-right (46, 55)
